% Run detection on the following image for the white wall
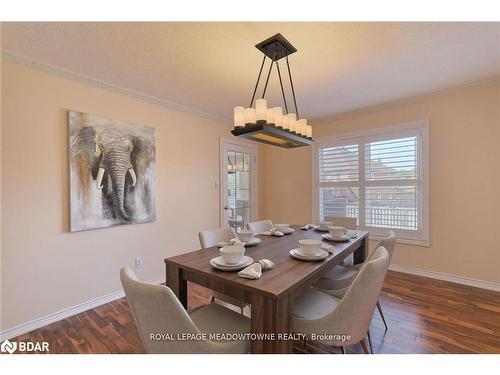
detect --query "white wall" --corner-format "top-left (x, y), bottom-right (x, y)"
top-left (1, 60), bottom-right (232, 333)
top-left (259, 81), bottom-right (500, 286)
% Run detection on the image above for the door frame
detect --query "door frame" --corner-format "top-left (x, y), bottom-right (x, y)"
top-left (219, 137), bottom-right (258, 228)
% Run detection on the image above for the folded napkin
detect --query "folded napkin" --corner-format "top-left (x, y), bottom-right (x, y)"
top-left (257, 258), bottom-right (275, 270)
top-left (261, 229), bottom-right (284, 237)
top-left (229, 238), bottom-right (246, 246)
top-left (300, 224), bottom-right (313, 230)
top-left (321, 244), bottom-right (335, 254)
top-left (218, 238), bottom-right (246, 247)
top-left (238, 259), bottom-right (274, 280)
top-left (238, 263), bottom-right (262, 279)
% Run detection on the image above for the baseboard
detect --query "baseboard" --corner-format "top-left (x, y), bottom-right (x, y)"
top-left (389, 264), bottom-right (500, 292)
top-left (0, 276), bottom-right (166, 341)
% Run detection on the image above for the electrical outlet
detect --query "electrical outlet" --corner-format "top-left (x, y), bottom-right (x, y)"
top-left (134, 257), bottom-right (143, 269)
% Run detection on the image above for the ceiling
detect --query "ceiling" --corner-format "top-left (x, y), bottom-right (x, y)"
top-left (2, 22), bottom-right (500, 121)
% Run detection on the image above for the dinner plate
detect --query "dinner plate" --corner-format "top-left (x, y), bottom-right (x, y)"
top-left (217, 238), bottom-right (261, 248)
top-left (312, 225), bottom-right (330, 232)
top-left (321, 233), bottom-right (351, 242)
top-left (244, 238), bottom-right (261, 247)
top-left (289, 248), bottom-right (329, 261)
top-left (210, 256), bottom-right (254, 271)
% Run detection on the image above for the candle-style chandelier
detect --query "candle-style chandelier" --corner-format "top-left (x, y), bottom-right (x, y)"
top-left (232, 33), bottom-right (313, 148)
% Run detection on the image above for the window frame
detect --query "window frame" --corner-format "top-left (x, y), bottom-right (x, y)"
top-left (312, 120), bottom-right (430, 247)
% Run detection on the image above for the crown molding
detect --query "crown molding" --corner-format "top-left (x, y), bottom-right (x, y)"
top-left (1, 49), bottom-right (229, 124)
top-left (312, 75), bottom-right (500, 124)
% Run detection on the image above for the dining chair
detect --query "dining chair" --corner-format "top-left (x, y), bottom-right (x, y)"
top-left (293, 246), bottom-right (390, 354)
top-left (198, 227), bottom-right (248, 313)
top-left (314, 231), bottom-right (396, 334)
top-left (324, 216), bottom-right (357, 229)
top-left (246, 219), bottom-right (274, 235)
top-left (324, 216), bottom-right (358, 266)
top-left (120, 267), bottom-right (250, 353)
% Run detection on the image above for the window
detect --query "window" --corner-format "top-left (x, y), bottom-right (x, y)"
top-left (314, 121), bottom-right (429, 245)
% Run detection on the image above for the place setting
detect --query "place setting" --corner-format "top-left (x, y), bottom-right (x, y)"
top-left (210, 243), bottom-right (274, 279)
top-left (321, 225), bottom-right (358, 242)
top-left (289, 239), bottom-right (335, 262)
top-left (216, 229), bottom-right (261, 247)
top-left (261, 223), bottom-right (295, 236)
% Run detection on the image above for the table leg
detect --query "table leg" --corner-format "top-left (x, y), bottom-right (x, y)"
top-left (166, 263), bottom-right (187, 309)
top-left (250, 293), bottom-right (293, 353)
top-left (353, 235), bottom-right (369, 265)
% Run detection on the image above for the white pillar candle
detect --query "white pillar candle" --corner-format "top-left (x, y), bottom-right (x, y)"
top-left (234, 106), bottom-right (245, 128)
top-left (255, 99), bottom-right (267, 121)
top-left (266, 108), bottom-right (275, 125)
top-left (296, 119), bottom-right (307, 136)
top-left (286, 113), bottom-right (296, 132)
top-left (244, 107), bottom-right (256, 124)
top-left (306, 125), bottom-right (312, 138)
top-left (273, 107), bottom-right (283, 127)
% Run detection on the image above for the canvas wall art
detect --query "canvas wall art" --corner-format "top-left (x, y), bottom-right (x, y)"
top-left (69, 111), bottom-right (156, 231)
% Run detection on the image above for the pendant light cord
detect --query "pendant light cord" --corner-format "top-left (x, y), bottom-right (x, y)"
top-left (261, 49), bottom-right (276, 99)
top-left (276, 61), bottom-right (289, 114)
top-left (249, 55), bottom-right (266, 108)
top-left (286, 55), bottom-right (299, 118)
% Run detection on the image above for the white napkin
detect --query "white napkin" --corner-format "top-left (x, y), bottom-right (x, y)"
top-left (238, 263), bottom-right (262, 279)
top-left (257, 259), bottom-right (275, 270)
top-left (218, 238), bottom-right (245, 247)
top-left (300, 224), bottom-right (314, 230)
top-left (321, 244), bottom-right (335, 254)
top-left (261, 229), bottom-right (284, 237)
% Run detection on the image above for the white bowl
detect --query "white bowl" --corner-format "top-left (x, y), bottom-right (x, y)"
top-left (298, 239), bottom-right (322, 255)
top-left (237, 230), bottom-right (254, 242)
top-left (219, 245), bottom-right (246, 265)
top-left (275, 224), bottom-right (290, 232)
top-left (329, 226), bottom-right (347, 238)
top-left (318, 221), bottom-right (333, 229)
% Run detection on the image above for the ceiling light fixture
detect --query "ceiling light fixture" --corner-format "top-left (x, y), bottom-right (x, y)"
top-left (232, 33), bottom-right (313, 148)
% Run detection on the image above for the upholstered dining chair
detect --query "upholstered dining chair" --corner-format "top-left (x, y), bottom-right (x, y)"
top-left (198, 227), bottom-right (248, 313)
top-left (246, 219), bottom-right (274, 235)
top-left (120, 267), bottom-right (250, 353)
top-left (314, 231), bottom-right (396, 335)
top-left (324, 216), bottom-right (357, 229)
top-left (293, 246), bottom-right (390, 354)
top-left (324, 216), bottom-right (358, 266)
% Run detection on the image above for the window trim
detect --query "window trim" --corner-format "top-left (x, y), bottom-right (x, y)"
top-left (312, 120), bottom-right (430, 247)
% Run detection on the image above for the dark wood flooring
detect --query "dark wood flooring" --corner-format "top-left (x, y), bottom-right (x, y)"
top-left (12, 271), bottom-right (500, 354)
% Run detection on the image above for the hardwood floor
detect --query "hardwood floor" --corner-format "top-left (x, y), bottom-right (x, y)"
top-left (12, 271), bottom-right (500, 354)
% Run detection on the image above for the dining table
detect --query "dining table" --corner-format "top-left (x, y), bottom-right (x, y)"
top-left (164, 225), bottom-right (369, 354)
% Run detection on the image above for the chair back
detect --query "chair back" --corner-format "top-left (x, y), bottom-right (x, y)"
top-left (120, 267), bottom-right (202, 353)
top-left (246, 219), bottom-right (274, 235)
top-left (319, 246), bottom-right (390, 345)
top-left (324, 216), bottom-right (357, 229)
top-left (374, 230), bottom-right (396, 261)
top-left (198, 227), bottom-right (237, 249)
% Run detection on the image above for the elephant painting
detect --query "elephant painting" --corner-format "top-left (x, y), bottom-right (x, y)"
top-left (69, 111), bottom-right (156, 231)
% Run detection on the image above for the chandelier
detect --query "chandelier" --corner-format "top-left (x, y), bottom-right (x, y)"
top-left (232, 33), bottom-right (313, 148)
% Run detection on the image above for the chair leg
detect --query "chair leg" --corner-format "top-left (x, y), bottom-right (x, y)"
top-left (376, 300), bottom-right (388, 331)
top-left (240, 306), bottom-right (244, 314)
top-left (340, 346), bottom-right (346, 354)
top-left (210, 295), bottom-right (215, 303)
top-left (367, 330), bottom-right (374, 354)
top-left (360, 338), bottom-right (369, 354)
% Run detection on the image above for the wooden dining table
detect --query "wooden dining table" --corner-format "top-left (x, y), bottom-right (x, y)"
top-left (164, 225), bottom-right (369, 354)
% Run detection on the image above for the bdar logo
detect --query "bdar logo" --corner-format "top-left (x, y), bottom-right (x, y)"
top-left (1, 339), bottom-right (17, 354)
